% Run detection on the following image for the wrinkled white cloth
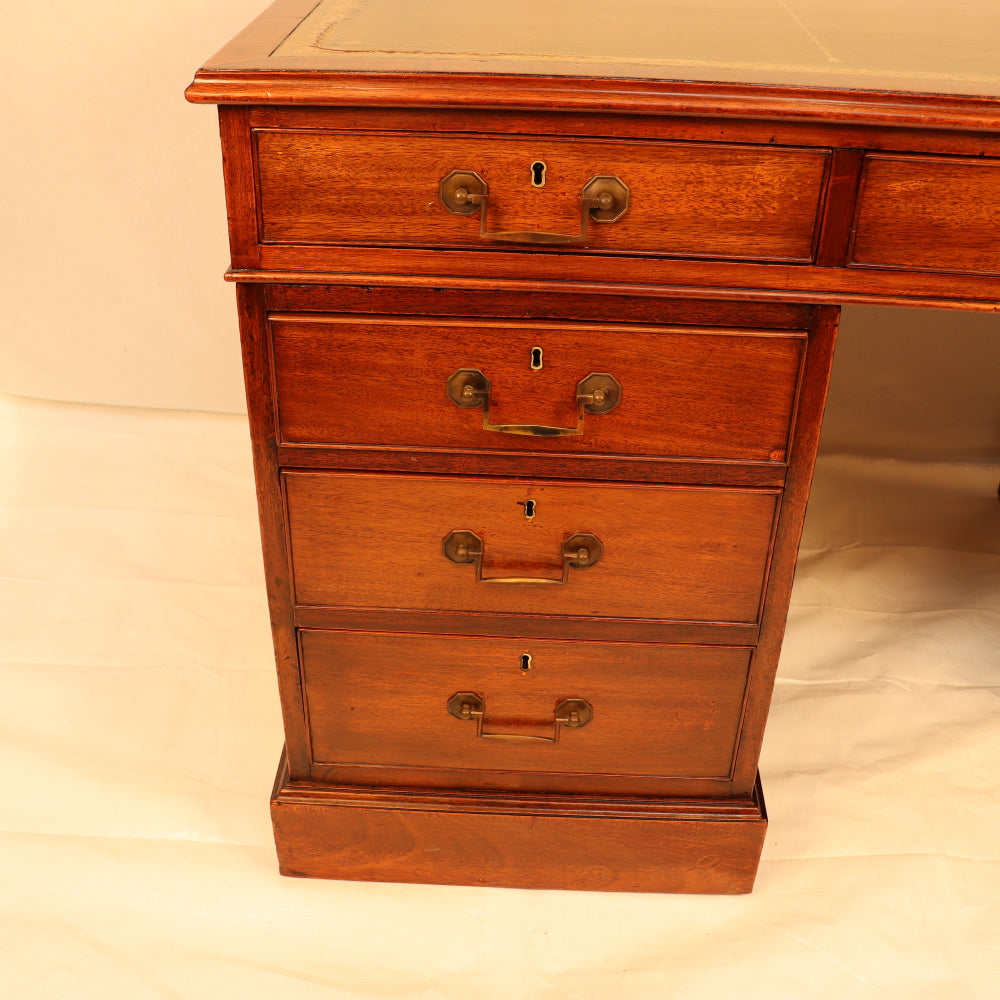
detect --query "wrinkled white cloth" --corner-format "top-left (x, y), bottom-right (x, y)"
top-left (1, 393), bottom-right (997, 999)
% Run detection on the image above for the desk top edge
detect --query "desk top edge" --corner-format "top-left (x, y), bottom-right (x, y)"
top-left (186, 0), bottom-right (1000, 131)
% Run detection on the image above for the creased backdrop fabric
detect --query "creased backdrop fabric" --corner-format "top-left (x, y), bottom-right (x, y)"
top-left (1, 393), bottom-right (997, 999)
top-left (1, 1), bottom-right (999, 997)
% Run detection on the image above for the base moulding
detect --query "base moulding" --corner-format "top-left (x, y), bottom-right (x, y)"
top-left (270, 751), bottom-right (768, 894)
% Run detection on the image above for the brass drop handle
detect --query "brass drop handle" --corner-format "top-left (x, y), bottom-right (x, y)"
top-left (447, 692), bottom-right (593, 742)
top-left (446, 369), bottom-right (622, 437)
top-left (439, 170), bottom-right (629, 245)
top-left (443, 530), bottom-right (603, 585)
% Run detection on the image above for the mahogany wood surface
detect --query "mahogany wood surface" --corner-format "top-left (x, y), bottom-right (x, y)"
top-left (852, 154), bottom-right (1000, 274)
top-left (263, 283), bottom-right (814, 329)
top-left (188, 0), bottom-right (1000, 893)
top-left (269, 314), bottom-right (804, 463)
top-left (235, 284), bottom-right (310, 777)
top-left (730, 306), bottom-right (840, 792)
top-left (271, 753), bottom-right (768, 893)
top-left (283, 471), bottom-right (779, 623)
top-left (256, 130), bottom-right (828, 261)
top-left (292, 606), bottom-right (759, 649)
top-left (248, 106), bottom-right (1000, 160)
top-left (299, 630), bottom-right (751, 786)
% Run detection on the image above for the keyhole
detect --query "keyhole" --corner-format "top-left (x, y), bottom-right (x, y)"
top-left (518, 499), bottom-right (536, 519)
top-left (530, 161), bottom-right (547, 187)
top-left (520, 653), bottom-right (533, 671)
top-left (530, 346), bottom-right (543, 370)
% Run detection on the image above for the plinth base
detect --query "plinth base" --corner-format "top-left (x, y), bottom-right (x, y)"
top-left (270, 752), bottom-right (767, 894)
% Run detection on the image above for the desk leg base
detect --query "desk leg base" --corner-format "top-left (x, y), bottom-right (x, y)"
top-left (270, 751), bottom-right (768, 894)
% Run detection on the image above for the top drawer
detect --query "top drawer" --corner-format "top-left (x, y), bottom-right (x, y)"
top-left (256, 131), bottom-right (830, 262)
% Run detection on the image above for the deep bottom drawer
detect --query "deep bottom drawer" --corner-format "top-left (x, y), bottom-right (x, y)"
top-left (300, 630), bottom-right (751, 789)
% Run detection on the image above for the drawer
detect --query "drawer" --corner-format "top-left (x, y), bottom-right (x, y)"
top-left (852, 154), bottom-right (1000, 274)
top-left (300, 630), bottom-right (751, 784)
top-left (271, 315), bottom-right (805, 464)
top-left (256, 131), bottom-right (829, 262)
top-left (284, 472), bottom-right (778, 624)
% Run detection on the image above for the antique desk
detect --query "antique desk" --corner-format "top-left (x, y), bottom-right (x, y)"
top-left (187, 0), bottom-right (1000, 893)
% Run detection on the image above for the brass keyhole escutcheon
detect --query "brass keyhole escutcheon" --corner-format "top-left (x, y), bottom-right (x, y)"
top-left (518, 499), bottom-right (536, 519)
top-left (530, 160), bottom-right (547, 187)
top-left (520, 653), bottom-right (532, 671)
top-left (530, 346), bottom-right (544, 370)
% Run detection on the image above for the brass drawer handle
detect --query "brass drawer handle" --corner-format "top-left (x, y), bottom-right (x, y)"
top-left (446, 369), bottom-right (622, 437)
top-left (443, 530), bottom-right (603, 585)
top-left (447, 692), bottom-right (593, 742)
top-left (439, 170), bottom-right (629, 245)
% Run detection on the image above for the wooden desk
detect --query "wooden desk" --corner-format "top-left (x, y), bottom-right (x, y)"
top-left (187, 0), bottom-right (1000, 893)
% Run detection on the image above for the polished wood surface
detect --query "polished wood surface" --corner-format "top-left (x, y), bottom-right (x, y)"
top-left (300, 630), bottom-right (751, 784)
top-left (256, 131), bottom-right (828, 261)
top-left (187, 0), bottom-right (997, 893)
top-left (271, 755), bottom-right (768, 894)
top-left (270, 314), bottom-right (804, 462)
top-left (852, 154), bottom-right (1000, 274)
top-left (284, 471), bottom-right (778, 622)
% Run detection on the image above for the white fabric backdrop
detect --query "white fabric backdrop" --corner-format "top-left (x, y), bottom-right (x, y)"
top-left (1, 2), bottom-right (998, 997)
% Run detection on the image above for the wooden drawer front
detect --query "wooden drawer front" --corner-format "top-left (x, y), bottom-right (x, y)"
top-left (300, 630), bottom-right (750, 782)
top-left (256, 131), bottom-right (829, 262)
top-left (852, 154), bottom-right (1000, 274)
top-left (271, 315), bottom-right (804, 464)
top-left (285, 472), bottom-right (777, 624)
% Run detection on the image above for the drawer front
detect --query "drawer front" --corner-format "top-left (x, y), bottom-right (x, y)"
top-left (256, 131), bottom-right (829, 261)
top-left (285, 472), bottom-right (777, 623)
top-left (271, 315), bottom-right (804, 464)
top-left (852, 154), bottom-right (1000, 274)
top-left (300, 630), bottom-right (751, 783)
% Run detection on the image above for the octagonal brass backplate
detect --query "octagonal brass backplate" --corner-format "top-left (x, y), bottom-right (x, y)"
top-left (563, 533), bottom-right (604, 568)
top-left (440, 170), bottom-right (487, 215)
top-left (554, 698), bottom-right (594, 729)
top-left (577, 372), bottom-right (622, 414)
top-left (582, 175), bottom-right (630, 222)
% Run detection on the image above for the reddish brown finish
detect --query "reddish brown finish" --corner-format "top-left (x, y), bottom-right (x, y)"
top-left (815, 149), bottom-right (866, 267)
top-left (263, 282), bottom-right (814, 329)
top-left (256, 130), bottom-right (829, 261)
top-left (248, 242), bottom-right (1000, 308)
top-left (270, 314), bottom-right (804, 463)
top-left (299, 630), bottom-right (751, 786)
top-left (188, 67), bottom-right (1000, 132)
top-left (271, 754), bottom-right (768, 893)
top-left (218, 107), bottom-right (261, 271)
top-left (248, 106), bottom-right (1000, 160)
top-left (852, 154), bottom-right (1000, 274)
top-left (277, 447), bottom-right (790, 489)
top-left (235, 284), bottom-right (310, 777)
top-left (730, 306), bottom-right (840, 793)
top-left (292, 606), bottom-right (760, 649)
top-left (283, 472), bottom-right (779, 623)
top-left (188, 0), bottom-right (1000, 893)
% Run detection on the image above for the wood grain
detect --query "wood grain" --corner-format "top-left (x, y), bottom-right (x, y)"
top-left (187, 0), bottom-right (995, 893)
top-left (269, 314), bottom-right (804, 463)
top-left (246, 242), bottom-right (1000, 308)
top-left (299, 630), bottom-right (750, 785)
top-left (851, 153), bottom-right (1000, 274)
top-left (271, 754), bottom-right (768, 893)
top-left (283, 472), bottom-right (779, 623)
top-left (263, 282), bottom-right (814, 329)
top-left (188, 68), bottom-right (1000, 132)
top-left (255, 131), bottom-right (828, 261)
top-left (730, 305), bottom-right (840, 792)
top-left (234, 284), bottom-right (310, 776)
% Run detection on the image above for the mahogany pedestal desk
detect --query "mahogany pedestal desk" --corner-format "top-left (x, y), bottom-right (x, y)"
top-left (187, 0), bottom-right (1000, 893)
